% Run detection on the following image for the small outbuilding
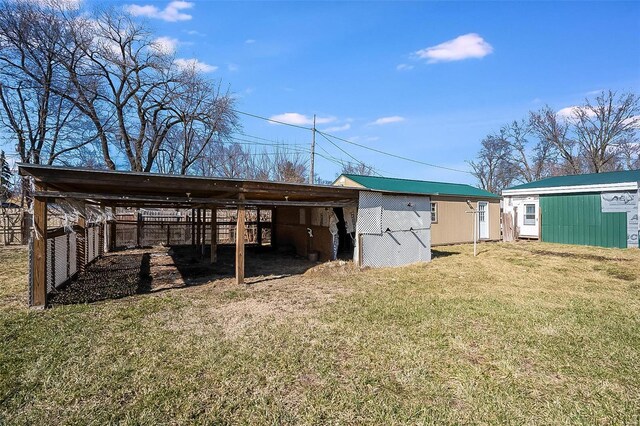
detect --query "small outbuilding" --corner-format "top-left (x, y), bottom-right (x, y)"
top-left (19, 165), bottom-right (437, 307)
top-left (334, 174), bottom-right (501, 245)
top-left (502, 170), bottom-right (640, 248)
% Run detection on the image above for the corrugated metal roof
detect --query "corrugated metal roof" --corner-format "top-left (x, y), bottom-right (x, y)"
top-left (339, 174), bottom-right (500, 198)
top-left (506, 169), bottom-right (640, 191)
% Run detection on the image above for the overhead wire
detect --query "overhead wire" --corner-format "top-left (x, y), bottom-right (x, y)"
top-left (232, 107), bottom-right (472, 174)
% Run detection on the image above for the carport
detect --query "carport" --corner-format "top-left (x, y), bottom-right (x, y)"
top-left (19, 164), bottom-right (359, 307)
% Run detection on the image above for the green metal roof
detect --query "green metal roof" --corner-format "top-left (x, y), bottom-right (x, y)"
top-left (338, 174), bottom-right (500, 198)
top-left (506, 169), bottom-right (640, 191)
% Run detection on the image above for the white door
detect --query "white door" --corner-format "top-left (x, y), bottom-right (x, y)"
top-left (478, 201), bottom-right (489, 240)
top-left (519, 201), bottom-right (539, 237)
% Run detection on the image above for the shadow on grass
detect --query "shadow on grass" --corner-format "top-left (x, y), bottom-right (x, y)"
top-left (49, 252), bottom-right (153, 305)
top-left (431, 249), bottom-right (459, 259)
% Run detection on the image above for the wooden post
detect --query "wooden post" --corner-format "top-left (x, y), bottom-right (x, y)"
top-left (210, 207), bottom-right (217, 263)
top-left (201, 208), bottom-right (206, 257)
top-left (77, 215), bottom-right (86, 274)
top-left (256, 207), bottom-right (262, 246)
top-left (136, 209), bottom-right (142, 248)
top-left (32, 195), bottom-right (47, 307)
top-left (236, 195), bottom-right (245, 284)
top-left (191, 208), bottom-right (195, 246)
top-left (196, 208), bottom-right (202, 256)
top-left (538, 209), bottom-right (543, 242)
top-left (109, 220), bottom-right (116, 251)
top-left (270, 208), bottom-right (277, 248)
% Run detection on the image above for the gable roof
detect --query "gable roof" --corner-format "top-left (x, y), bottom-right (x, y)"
top-left (335, 174), bottom-right (500, 198)
top-left (504, 169), bottom-right (640, 195)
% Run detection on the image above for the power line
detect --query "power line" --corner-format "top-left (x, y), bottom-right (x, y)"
top-left (316, 130), bottom-right (472, 174)
top-left (232, 107), bottom-right (471, 174)
top-left (231, 109), bottom-right (312, 131)
top-left (316, 131), bottom-right (384, 177)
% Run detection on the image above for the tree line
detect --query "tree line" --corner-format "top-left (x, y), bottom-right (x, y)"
top-left (1, 0), bottom-right (373, 204)
top-left (469, 91), bottom-right (640, 193)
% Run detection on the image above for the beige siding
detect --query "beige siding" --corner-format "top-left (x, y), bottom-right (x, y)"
top-left (431, 196), bottom-right (501, 245)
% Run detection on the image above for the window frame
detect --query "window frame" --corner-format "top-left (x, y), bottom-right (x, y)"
top-left (524, 203), bottom-right (536, 226)
top-left (430, 202), bottom-right (438, 223)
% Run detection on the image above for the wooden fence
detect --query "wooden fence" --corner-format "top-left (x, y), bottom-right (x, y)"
top-left (112, 208), bottom-right (272, 248)
top-left (1, 208), bottom-right (30, 245)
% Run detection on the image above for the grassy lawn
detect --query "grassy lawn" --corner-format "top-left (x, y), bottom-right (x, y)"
top-left (1, 242), bottom-right (639, 425)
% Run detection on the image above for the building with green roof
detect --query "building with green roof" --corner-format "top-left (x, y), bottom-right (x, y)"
top-left (502, 170), bottom-right (640, 248)
top-left (334, 174), bottom-right (501, 245)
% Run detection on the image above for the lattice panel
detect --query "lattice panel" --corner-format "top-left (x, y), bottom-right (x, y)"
top-left (356, 191), bottom-right (383, 234)
top-left (361, 229), bottom-right (431, 268)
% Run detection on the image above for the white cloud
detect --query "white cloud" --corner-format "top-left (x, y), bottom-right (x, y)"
top-left (245, 39), bottom-right (256, 44)
top-left (557, 106), bottom-right (596, 120)
top-left (415, 33), bottom-right (493, 63)
top-left (185, 30), bottom-right (204, 36)
top-left (227, 63), bottom-right (239, 72)
top-left (174, 58), bottom-right (217, 73)
top-left (125, 1), bottom-right (193, 22)
top-left (396, 63), bottom-right (414, 71)
top-left (269, 113), bottom-right (336, 126)
top-left (586, 89), bottom-right (604, 96)
top-left (152, 36), bottom-right (179, 54)
top-left (323, 123), bottom-right (351, 132)
top-left (369, 116), bottom-right (405, 126)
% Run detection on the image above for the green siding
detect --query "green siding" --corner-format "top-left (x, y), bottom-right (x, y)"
top-left (540, 193), bottom-right (627, 248)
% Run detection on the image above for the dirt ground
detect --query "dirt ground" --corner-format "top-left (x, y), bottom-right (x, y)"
top-left (48, 245), bottom-right (336, 305)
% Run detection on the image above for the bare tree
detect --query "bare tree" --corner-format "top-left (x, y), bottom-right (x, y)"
top-left (0, 0), bottom-right (91, 165)
top-left (572, 91), bottom-right (639, 172)
top-left (529, 106), bottom-right (582, 175)
top-left (468, 135), bottom-right (516, 194)
top-left (500, 120), bottom-right (555, 183)
top-left (340, 161), bottom-right (377, 176)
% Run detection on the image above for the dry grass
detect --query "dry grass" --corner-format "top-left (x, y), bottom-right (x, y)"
top-left (1, 242), bottom-right (639, 425)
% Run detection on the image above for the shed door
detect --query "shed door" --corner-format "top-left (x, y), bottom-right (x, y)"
top-left (478, 201), bottom-right (489, 239)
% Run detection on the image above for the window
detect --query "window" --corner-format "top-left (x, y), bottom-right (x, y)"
top-left (524, 204), bottom-right (536, 225)
top-left (431, 202), bottom-right (438, 223)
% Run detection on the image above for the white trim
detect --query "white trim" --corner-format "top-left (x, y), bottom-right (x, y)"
top-left (502, 182), bottom-right (639, 196)
top-left (477, 201), bottom-right (489, 240)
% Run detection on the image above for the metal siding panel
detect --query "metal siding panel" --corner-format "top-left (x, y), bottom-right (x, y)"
top-left (540, 193), bottom-right (627, 248)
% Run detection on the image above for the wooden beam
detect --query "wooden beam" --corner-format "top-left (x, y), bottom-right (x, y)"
top-left (31, 191), bottom-right (357, 208)
top-left (236, 195), bottom-right (245, 285)
top-left (32, 195), bottom-right (47, 307)
top-left (256, 207), bottom-right (262, 246)
top-left (210, 208), bottom-right (217, 263)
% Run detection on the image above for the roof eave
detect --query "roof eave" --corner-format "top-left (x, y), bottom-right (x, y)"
top-left (503, 181), bottom-right (639, 196)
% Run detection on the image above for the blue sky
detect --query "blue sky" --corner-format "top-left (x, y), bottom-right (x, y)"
top-left (11, 1), bottom-right (640, 184)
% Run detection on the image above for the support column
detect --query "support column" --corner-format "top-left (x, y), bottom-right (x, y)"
top-left (210, 207), bottom-right (217, 263)
top-left (196, 208), bottom-right (202, 256)
top-left (135, 209), bottom-right (142, 248)
top-left (109, 220), bottom-right (116, 252)
top-left (256, 207), bottom-right (262, 246)
top-left (270, 208), bottom-right (277, 248)
top-left (236, 195), bottom-right (245, 285)
top-left (32, 195), bottom-right (47, 307)
top-left (191, 208), bottom-right (195, 246)
top-left (201, 208), bottom-right (206, 257)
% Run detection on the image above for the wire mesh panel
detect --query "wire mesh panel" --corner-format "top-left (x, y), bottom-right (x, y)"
top-left (45, 230), bottom-right (79, 291)
top-left (356, 191), bottom-right (431, 268)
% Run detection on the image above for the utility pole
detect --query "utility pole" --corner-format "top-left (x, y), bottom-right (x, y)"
top-left (309, 114), bottom-right (316, 184)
